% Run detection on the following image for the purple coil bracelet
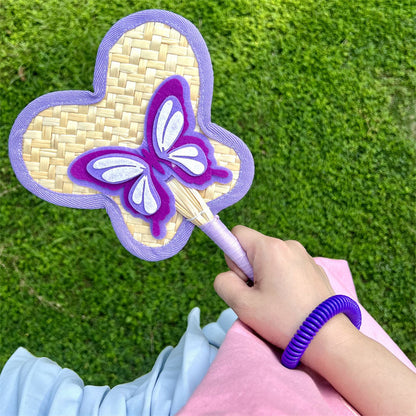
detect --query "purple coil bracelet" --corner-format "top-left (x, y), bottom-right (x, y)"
top-left (281, 294), bottom-right (362, 369)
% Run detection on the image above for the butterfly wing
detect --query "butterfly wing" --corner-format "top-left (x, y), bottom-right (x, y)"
top-left (145, 76), bottom-right (232, 189)
top-left (166, 144), bottom-right (207, 176)
top-left (69, 148), bottom-right (174, 238)
top-left (87, 154), bottom-right (147, 185)
top-left (128, 173), bottom-right (160, 216)
top-left (86, 153), bottom-right (161, 216)
top-left (155, 97), bottom-right (185, 154)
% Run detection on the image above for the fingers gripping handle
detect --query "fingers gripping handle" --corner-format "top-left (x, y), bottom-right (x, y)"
top-left (200, 217), bottom-right (254, 281)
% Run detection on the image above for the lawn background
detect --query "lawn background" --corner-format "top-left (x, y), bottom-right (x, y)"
top-left (1, 0), bottom-right (415, 386)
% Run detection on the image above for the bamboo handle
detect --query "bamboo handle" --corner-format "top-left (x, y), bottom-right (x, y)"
top-left (168, 179), bottom-right (254, 281)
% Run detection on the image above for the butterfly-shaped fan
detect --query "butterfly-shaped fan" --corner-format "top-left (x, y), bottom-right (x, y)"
top-left (9, 10), bottom-right (255, 279)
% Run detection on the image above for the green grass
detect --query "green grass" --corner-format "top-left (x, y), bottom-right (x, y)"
top-left (1, 0), bottom-right (415, 386)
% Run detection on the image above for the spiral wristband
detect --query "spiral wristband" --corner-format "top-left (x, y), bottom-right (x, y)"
top-left (281, 295), bottom-right (362, 369)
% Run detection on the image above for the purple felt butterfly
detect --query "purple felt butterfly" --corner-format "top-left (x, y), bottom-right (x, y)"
top-left (69, 75), bottom-right (232, 239)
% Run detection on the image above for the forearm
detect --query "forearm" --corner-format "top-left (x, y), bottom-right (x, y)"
top-left (303, 316), bottom-right (416, 415)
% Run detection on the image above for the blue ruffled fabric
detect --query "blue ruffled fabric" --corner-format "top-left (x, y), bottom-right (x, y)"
top-left (0, 308), bottom-right (237, 416)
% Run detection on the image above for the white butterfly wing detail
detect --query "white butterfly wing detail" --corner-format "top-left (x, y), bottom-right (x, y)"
top-left (90, 156), bottom-right (147, 184)
top-left (167, 145), bottom-right (207, 175)
top-left (156, 98), bottom-right (184, 152)
top-left (152, 95), bottom-right (209, 176)
top-left (130, 174), bottom-right (161, 215)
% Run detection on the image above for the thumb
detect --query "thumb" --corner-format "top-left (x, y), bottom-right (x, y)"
top-left (214, 270), bottom-right (252, 311)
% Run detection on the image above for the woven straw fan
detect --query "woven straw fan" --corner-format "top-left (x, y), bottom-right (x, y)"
top-left (9, 10), bottom-right (255, 280)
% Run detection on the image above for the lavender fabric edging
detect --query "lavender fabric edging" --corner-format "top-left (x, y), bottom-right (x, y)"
top-left (8, 9), bottom-right (254, 262)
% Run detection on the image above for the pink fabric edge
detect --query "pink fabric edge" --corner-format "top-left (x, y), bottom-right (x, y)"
top-left (178, 258), bottom-right (415, 416)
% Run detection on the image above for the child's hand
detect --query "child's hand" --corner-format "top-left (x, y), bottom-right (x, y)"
top-left (214, 225), bottom-right (339, 349)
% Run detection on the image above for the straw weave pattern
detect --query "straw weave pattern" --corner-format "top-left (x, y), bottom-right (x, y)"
top-left (22, 22), bottom-right (240, 247)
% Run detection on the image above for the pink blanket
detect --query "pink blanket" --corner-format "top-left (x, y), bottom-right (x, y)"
top-left (179, 258), bottom-right (415, 415)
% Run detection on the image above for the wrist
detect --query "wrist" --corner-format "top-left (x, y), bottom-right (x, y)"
top-left (301, 313), bottom-right (361, 372)
top-left (281, 295), bottom-right (362, 369)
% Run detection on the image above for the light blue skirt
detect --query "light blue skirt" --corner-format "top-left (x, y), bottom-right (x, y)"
top-left (0, 308), bottom-right (237, 416)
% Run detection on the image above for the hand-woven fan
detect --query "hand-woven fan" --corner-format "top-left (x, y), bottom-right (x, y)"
top-left (9, 10), bottom-right (255, 279)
